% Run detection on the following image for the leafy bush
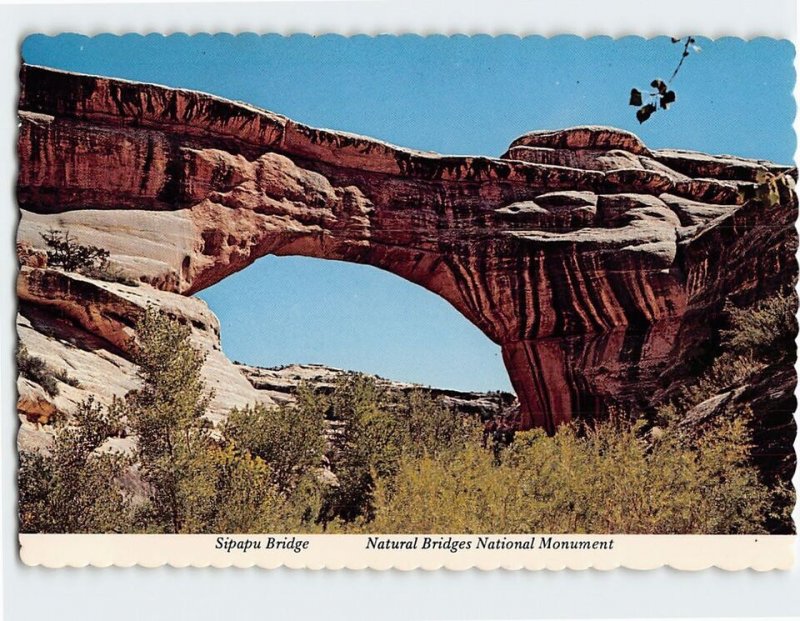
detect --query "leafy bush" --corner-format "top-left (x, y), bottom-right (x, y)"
top-left (657, 292), bottom-right (797, 420)
top-left (369, 416), bottom-right (771, 534)
top-left (395, 389), bottom-right (477, 458)
top-left (20, 308), bottom-right (320, 534)
top-left (206, 443), bottom-right (314, 533)
top-left (53, 367), bottom-right (81, 389)
top-left (314, 375), bottom-right (477, 527)
top-left (19, 397), bottom-right (131, 533)
top-left (679, 353), bottom-right (765, 409)
top-left (225, 384), bottom-right (327, 493)
top-left (721, 293), bottom-right (797, 360)
top-left (18, 299), bottom-right (787, 534)
top-left (318, 374), bottom-right (398, 525)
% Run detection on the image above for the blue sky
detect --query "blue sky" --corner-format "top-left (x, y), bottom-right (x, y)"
top-left (21, 34), bottom-right (796, 391)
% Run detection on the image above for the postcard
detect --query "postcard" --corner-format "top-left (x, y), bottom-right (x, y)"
top-left (15, 32), bottom-right (796, 569)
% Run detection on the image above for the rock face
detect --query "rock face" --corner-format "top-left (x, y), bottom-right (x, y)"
top-left (236, 362), bottom-right (512, 418)
top-left (16, 65), bottom-right (798, 432)
top-left (16, 266), bottom-right (275, 450)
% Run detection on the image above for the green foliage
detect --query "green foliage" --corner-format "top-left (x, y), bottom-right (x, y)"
top-left (19, 296), bottom-right (789, 535)
top-left (319, 374), bottom-right (397, 524)
top-left (395, 389), bottom-right (477, 458)
top-left (114, 307), bottom-right (217, 533)
top-left (208, 443), bottom-right (311, 533)
top-left (741, 170), bottom-right (793, 207)
top-left (369, 415), bottom-right (770, 534)
top-left (40, 229), bottom-right (110, 273)
top-left (16, 344), bottom-right (60, 397)
top-left (651, 292), bottom-right (797, 530)
top-left (39, 228), bottom-right (139, 285)
top-left (53, 367), bottom-right (81, 389)
top-left (225, 384), bottom-right (327, 493)
top-left (17, 344), bottom-right (82, 397)
top-left (721, 293), bottom-right (797, 360)
top-left (19, 308), bottom-right (326, 534)
top-left (316, 376), bottom-right (476, 526)
top-left (656, 293), bottom-right (797, 422)
top-left (19, 397), bottom-right (131, 533)
top-left (17, 344), bottom-right (79, 398)
top-left (680, 353), bottom-right (765, 409)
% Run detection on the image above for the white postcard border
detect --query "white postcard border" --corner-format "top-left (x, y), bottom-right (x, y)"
top-left (19, 534), bottom-right (796, 571)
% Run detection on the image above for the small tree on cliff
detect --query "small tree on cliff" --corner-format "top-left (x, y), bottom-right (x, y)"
top-left (40, 229), bottom-right (109, 272)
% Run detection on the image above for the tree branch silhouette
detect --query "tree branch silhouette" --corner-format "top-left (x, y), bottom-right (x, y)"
top-left (630, 36), bottom-right (698, 123)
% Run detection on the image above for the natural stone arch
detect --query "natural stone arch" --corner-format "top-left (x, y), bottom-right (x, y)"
top-left (17, 65), bottom-right (797, 431)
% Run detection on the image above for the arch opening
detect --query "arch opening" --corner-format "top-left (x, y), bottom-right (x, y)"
top-left (196, 254), bottom-right (514, 394)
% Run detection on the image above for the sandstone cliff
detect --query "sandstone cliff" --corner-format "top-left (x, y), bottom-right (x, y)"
top-left (16, 65), bottom-right (797, 444)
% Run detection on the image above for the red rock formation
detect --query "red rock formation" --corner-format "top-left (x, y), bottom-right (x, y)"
top-left (16, 65), bottom-right (798, 431)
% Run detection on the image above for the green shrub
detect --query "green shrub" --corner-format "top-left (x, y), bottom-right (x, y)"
top-left (19, 397), bottom-right (131, 533)
top-left (19, 308), bottom-right (326, 534)
top-left (657, 292), bottom-right (797, 422)
top-left (17, 344), bottom-right (60, 397)
top-left (225, 384), bottom-right (327, 493)
top-left (395, 389), bottom-right (477, 458)
top-left (680, 353), bottom-right (765, 408)
top-left (721, 293), bottom-right (797, 360)
top-left (53, 367), bottom-right (81, 389)
top-left (315, 375), bottom-right (482, 527)
top-left (120, 308), bottom-right (319, 532)
top-left (206, 443), bottom-right (314, 533)
top-left (19, 296), bottom-right (788, 535)
top-left (317, 374), bottom-right (398, 525)
top-left (368, 415), bottom-right (771, 534)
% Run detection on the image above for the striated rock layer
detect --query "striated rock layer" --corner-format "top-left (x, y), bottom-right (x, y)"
top-left (16, 64), bottom-right (798, 432)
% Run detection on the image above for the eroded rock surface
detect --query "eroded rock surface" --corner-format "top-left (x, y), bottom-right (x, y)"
top-left (16, 65), bottom-right (798, 433)
top-left (16, 267), bottom-right (274, 450)
top-left (237, 362), bottom-right (511, 418)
